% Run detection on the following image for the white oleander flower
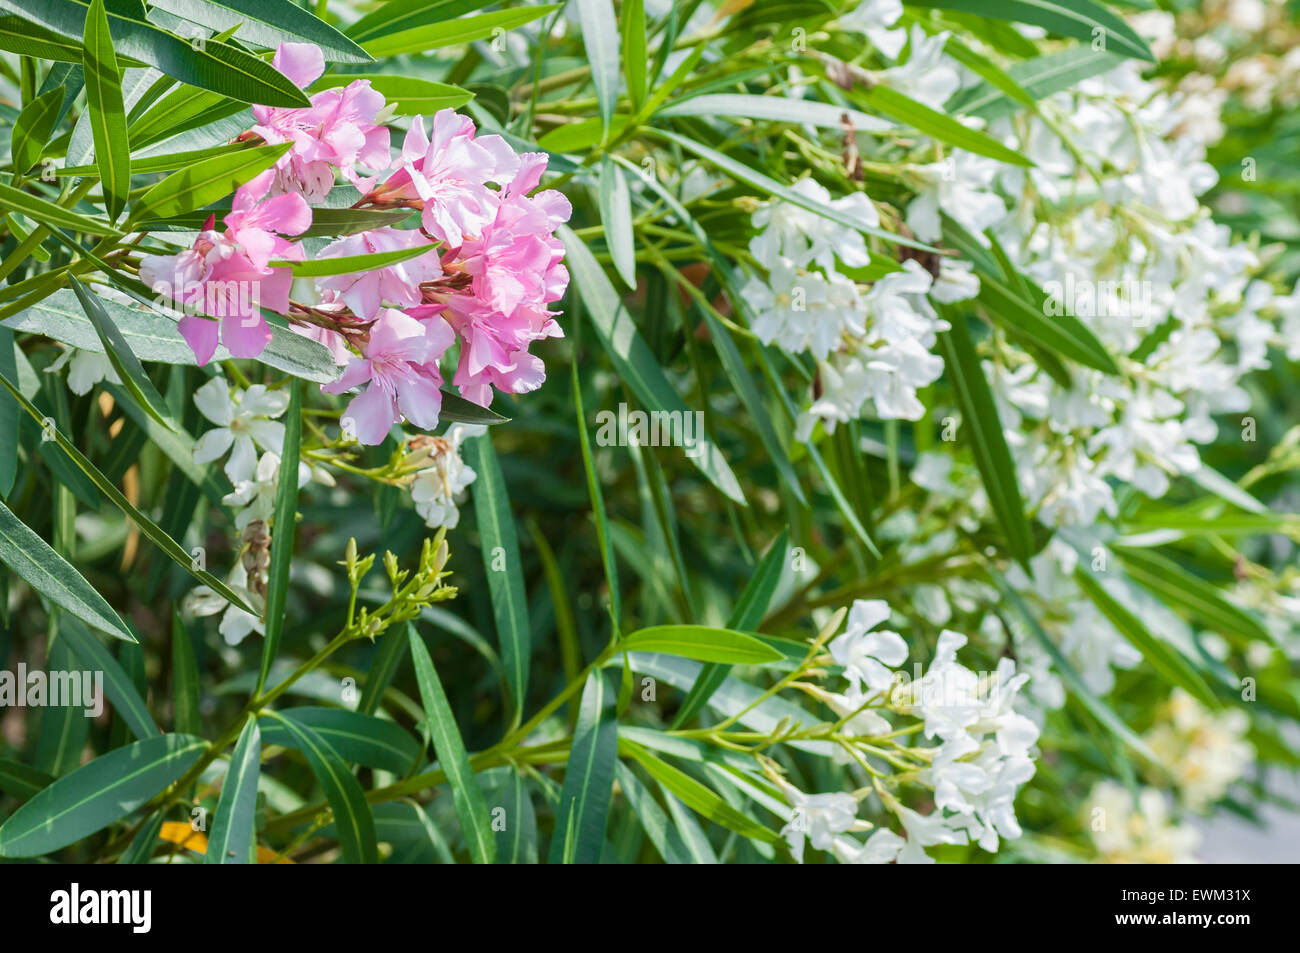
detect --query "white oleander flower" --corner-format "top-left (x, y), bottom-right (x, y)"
top-left (193, 377), bottom-right (291, 484)
top-left (1085, 782), bottom-right (1201, 864)
top-left (46, 347), bottom-right (120, 396)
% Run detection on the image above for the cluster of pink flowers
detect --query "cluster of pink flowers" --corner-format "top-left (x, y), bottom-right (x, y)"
top-left (141, 42), bottom-right (570, 445)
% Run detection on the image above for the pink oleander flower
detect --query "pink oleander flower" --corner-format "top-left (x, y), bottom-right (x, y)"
top-left (318, 226), bottom-right (442, 320)
top-left (249, 42), bottom-right (391, 203)
top-left (321, 308), bottom-right (455, 445)
top-left (378, 109), bottom-right (519, 248)
top-left (140, 171), bottom-right (309, 363)
top-left (429, 152), bottom-right (571, 405)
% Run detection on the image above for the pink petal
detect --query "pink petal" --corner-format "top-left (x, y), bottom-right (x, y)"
top-left (179, 315), bottom-right (220, 365)
top-left (273, 42), bottom-right (325, 90)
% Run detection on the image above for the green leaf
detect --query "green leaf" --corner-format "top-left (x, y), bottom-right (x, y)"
top-left (171, 608), bottom-right (201, 735)
top-left (621, 0), bottom-right (647, 112)
top-left (621, 625), bottom-right (784, 665)
top-left (127, 142), bottom-right (290, 226)
top-left (408, 627), bottom-right (496, 864)
top-left (0, 14), bottom-right (83, 61)
top-left (11, 87), bottom-right (64, 173)
top-left (1074, 567), bottom-right (1219, 709)
top-left (615, 761), bottom-right (698, 864)
top-left (82, 0), bottom-right (130, 221)
top-left (205, 718), bottom-right (260, 864)
top-left (537, 114), bottom-right (635, 153)
top-left (262, 707), bottom-right (420, 774)
top-left (0, 368), bottom-right (258, 615)
top-left (255, 379), bottom-right (300, 696)
top-left (0, 759), bottom-right (53, 800)
top-left (282, 241), bottom-right (436, 278)
top-left (1112, 544), bottom-right (1273, 649)
top-left (906, 0), bottom-right (1154, 62)
top-left (2, 0), bottom-right (312, 107)
top-left (35, 637), bottom-right (90, 776)
top-left (147, 0), bottom-right (372, 64)
top-left (612, 154), bottom-right (806, 506)
top-left (653, 129), bottom-right (933, 252)
top-left (486, 768), bottom-right (537, 864)
top-left (575, 0), bottom-right (619, 134)
top-left (561, 226), bottom-right (746, 504)
top-left (361, 5), bottom-right (560, 58)
top-left (987, 565), bottom-right (1161, 764)
top-left (857, 84), bottom-right (1032, 166)
top-left (0, 327), bottom-right (18, 497)
top-left (70, 277), bottom-right (175, 431)
top-left (0, 182), bottom-right (121, 237)
top-left (314, 74), bottom-right (471, 116)
top-left (656, 93), bottom-right (890, 134)
top-left (936, 310), bottom-right (1034, 565)
top-left (674, 530), bottom-right (789, 727)
top-left (439, 389), bottom-right (508, 425)
top-left (0, 498), bottom-right (134, 642)
top-left (976, 271), bottom-right (1119, 374)
top-left (263, 712), bottom-right (377, 863)
top-left (571, 357), bottom-right (621, 627)
top-left (0, 733), bottom-right (205, 858)
top-left (620, 738), bottom-right (776, 843)
top-left (59, 615), bottom-right (160, 739)
top-left (464, 431), bottom-right (529, 716)
top-left (5, 288), bottom-right (341, 383)
top-left (598, 156), bottom-right (636, 290)
top-left (547, 671), bottom-right (618, 863)
top-left (948, 46), bottom-right (1126, 119)
top-left (345, 0), bottom-right (496, 43)
top-left (117, 811), bottom-right (164, 863)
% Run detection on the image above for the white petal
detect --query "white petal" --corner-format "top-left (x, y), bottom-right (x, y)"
top-left (194, 377), bottom-right (234, 426)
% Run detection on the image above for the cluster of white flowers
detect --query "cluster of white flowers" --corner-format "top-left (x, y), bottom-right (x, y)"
top-left (740, 178), bottom-right (975, 441)
top-left (1144, 689), bottom-right (1255, 812)
top-left (406, 424), bottom-right (478, 530)
top-left (970, 59), bottom-right (1283, 527)
top-left (1085, 781), bottom-right (1201, 863)
top-left (776, 599), bottom-right (1040, 864)
top-left (183, 377), bottom-right (315, 645)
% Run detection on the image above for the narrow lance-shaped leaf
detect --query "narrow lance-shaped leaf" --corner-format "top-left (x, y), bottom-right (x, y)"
top-left (673, 529), bottom-right (789, 727)
top-left (621, 0), bottom-right (647, 111)
top-left (906, 0), bottom-right (1155, 63)
top-left (1112, 543), bottom-right (1273, 648)
top-left (59, 615), bottom-right (161, 739)
top-left (936, 308), bottom-right (1034, 566)
top-left (127, 142), bottom-right (290, 227)
top-left (171, 608), bottom-right (201, 735)
top-left (82, 0), bottom-right (130, 221)
top-left (0, 499), bottom-right (134, 642)
top-left (620, 738), bottom-right (777, 843)
top-left (147, 0), bottom-right (372, 64)
top-left (571, 354), bottom-right (621, 627)
top-left (0, 368), bottom-right (258, 614)
top-left (575, 0), bottom-right (619, 135)
top-left (599, 156), bottom-right (636, 290)
top-left (1074, 567), bottom-right (1220, 710)
top-left (11, 87), bottom-right (64, 173)
top-left (408, 627), bottom-right (496, 864)
top-left (620, 625), bottom-right (784, 665)
top-left (256, 380), bottom-right (301, 697)
top-left (561, 226), bottom-right (746, 504)
top-left (70, 277), bottom-right (175, 431)
top-left (464, 432), bottom-right (529, 718)
top-left (547, 670), bottom-right (618, 864)
top-left (1, 0), bottom-right (312, 107)
top-left (360, 5), bottom-right (560, 58)
top-left (263, 712), bottom-right (377, 863)
top-left (205, 718), bottom-right (261, 864)
top-left (0, 733), bottom-right (206, 858)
